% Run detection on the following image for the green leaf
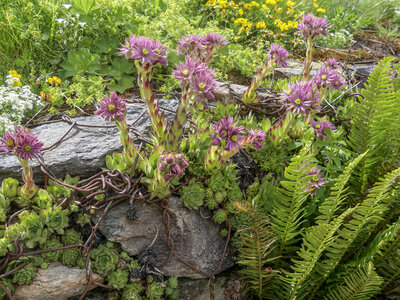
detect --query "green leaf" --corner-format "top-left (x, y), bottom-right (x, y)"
top-left (108, 76), bottom-right (134, 94)
top-left (110, 57), bottom-right (134, 79)
top-left (61, 48), bottom-right (101, 78)
top-left (71, 0), bottom-right (99, 15)
top-left (93, 35), bottom-right (120, 54)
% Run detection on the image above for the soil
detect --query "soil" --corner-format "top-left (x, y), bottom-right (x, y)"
top-left (314, 32), bottom-right (400, 62)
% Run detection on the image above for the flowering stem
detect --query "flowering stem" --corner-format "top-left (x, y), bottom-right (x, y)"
top-left (116, 119), bottom-right (138, 164)
top-left (242, 62), bottom-right (273, 104)
top-left (303, 38), bottom-right (314, 80)
top-left (19, 158), bottom-right (38, 199)
top-left (136, 63), bottom-right (167, 144)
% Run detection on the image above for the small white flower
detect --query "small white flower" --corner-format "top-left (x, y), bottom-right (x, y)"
top-left (62, 4), bottom-right (72, 9)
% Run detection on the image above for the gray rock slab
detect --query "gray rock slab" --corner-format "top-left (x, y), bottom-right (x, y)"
top-left (95, 196), bottom-right (234, 279)
top-left (14, 263), bottom-right (103, 300)
top-left (0, 100), bottom-right (178, 184)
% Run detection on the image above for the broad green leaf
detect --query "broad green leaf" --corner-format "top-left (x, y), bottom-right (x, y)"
top-left (108, 76), bottom-right (134, 93)
top-left (93, 35), bottom-right (120, 53)
top-left (61, 48), bottom-right (101, 78)
top-left (71, 0), bottom-right (99, 14)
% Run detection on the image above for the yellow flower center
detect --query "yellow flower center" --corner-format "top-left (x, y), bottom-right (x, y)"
top-left (142, 48), bottom-right (149, 55)
top-left (154, 49), bottom-right (161, 54)
top-left (286, 89), bottom-right (291, 95)
top-left (6, 139), bottom-right (14, 147)
top-left (321, 75), bottom-right (327, 80)
top-left (315, 124), bottom-right (321, 129)
top-left (294, 98), bottom-right (301, 105)
top-left (108, 104), bottom-right (116, 112)
top-left (198, 82), bottom-right (206, 90)
top-left (232, 135), bottom-right (238, 141)
top-left (24, 145), bottom-right (32, 152)
top-left (182, 69), bottom-right (189, 76)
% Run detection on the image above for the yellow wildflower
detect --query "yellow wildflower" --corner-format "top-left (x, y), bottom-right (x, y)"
top-left (262, 4), bottom-right (270, 11)
top-left (239, 8), bottom-right (244, 15)
top-left (316, 8), bottom-right (326, 13)
top-left (251, 1), bottom-right (260, 7)
top-left (288, 8), bottom-right (294, 15)
top-left (205, 0), bottom-right (216, 6)
top-left (256, 21), bottom-right (267, 28)
top-left (8, 70), bottom-right (21, 79)
top-left (286, 1), bottom-right (295, 7)
top-left (314, 3), bottom-right (319, 8)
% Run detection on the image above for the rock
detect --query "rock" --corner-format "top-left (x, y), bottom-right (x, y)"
top-left (95, 196), bottom-right (234, 279)
top-left (214, 81), bottom-right (275, 105)
top-left (179, 276), bottom-right (228, 300)
top-left (14, 263), bottom-right (103, 300)
top-left (0, 99), bottom-right (178, 184)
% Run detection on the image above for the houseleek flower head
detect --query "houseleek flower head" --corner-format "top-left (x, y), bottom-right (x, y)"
top-left (189, 66), bottom-right (217, 99)
top-left (158, 152), bottom-right (189, 182)
top-left (284, 81), bottom-right (320, 114)
top-left (298, 14), bottom-right (329, 39)
top-left (313, 66), bottom-right (345, 90)
top-left (119, 35), bottom-right (168, 66)
top-left (95, 92), bottom-right (126, 122)
top-left (12, 128), bottom-right (44, 161)
top-left (247, 129), bottom-right (266, 150)
top-left (306, 168), bottom-right (328, 196)
top-left (324, 58), bottom-right (340, 69)
top-left (201, 33), bottom-right (227, 49)
top-left (328, 70), bottom-right (345, 90)
top-left (210, 116), bottom-right (244, 152)
top-left (268, 44), bottom-right (289, 68)
top-left (172, 56), bottom-right (203, 87)
top-left (0, 131), bottom-right (16, 153)
top-left (311, 118), bottom-right (336, 139)
top-left (177, 33), bottom-right (227, 62)
top-left (177, 34), bottom-right (205, 58)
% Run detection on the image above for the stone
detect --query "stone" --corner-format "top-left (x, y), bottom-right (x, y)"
top-left (95, 196), bottom-right (234, 279)
top-left (0, 99), bottom-right (178, 184)
top-left (179, 276), bottom-right (229, 300)
top-left (13, 263), bottom-right (103, 300)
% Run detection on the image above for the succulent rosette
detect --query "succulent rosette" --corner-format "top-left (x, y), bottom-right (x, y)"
top-left (61, 248), bottom-right (80, 267)
top-left (90, 245), bottom-right (119, 276)
top-left (41, 238), bottom-right (63, 262)
top-left (107, 269), bottom-right (130, 290)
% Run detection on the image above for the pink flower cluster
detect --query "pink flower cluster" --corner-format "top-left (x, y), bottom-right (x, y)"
top-left (306, 168), bottom-right (328, 196)
top-left (313, 66), bottom-right (344, 90)
top-left (95, 92), bottom-right (126, 122)
top-left (268, 44), bottom-right (290, 68)
top-left (311, 118), bottom-right (336, 139)
top-left (172, 56), bottom-right (217, 99)
top-left (177, 33), bottom-right (227, 61)
top-left (284, 81), bottom-right (321, 114)
top-left (0, 128), bottom-right (43, 161)
top-left (210, 117), bottom-right (266, 152)
top-left (298, 14), bottom-right (329, 39)
top-left (158, 153), bottom-right (189, 182)
top-left (119, 35), bottom-right (168, 66)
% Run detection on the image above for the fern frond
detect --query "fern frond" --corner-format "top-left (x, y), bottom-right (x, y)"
top-left (285, 208), bottom-right (355, 300)
top-left (377, 249), bottom-right (400, 293)
top-left (323, 262), bottom-right (383, 300)
top-left (352, 216), bottom-right (400, 268)
top-left (348, 57), bottom-right (397, 193)
top-left (310, 166), bottom-right (400, 298)
top-left (234, 201), bottom-right (278, 299)
top-left (317, 152), bottom-right (367, 224)
top-left (271, 140), bottom-right (315, 256)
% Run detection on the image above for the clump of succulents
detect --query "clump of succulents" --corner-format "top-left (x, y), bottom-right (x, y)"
top-left (90, 245), bottom-right (119, 276)
top-left (180, 179), bottom-right (205, 210)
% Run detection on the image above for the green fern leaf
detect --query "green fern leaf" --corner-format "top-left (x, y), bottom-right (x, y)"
top-left (234, 201), bottom-right (277, 299)
top-left (317, 152), bottom-right (367, 224)
top-left (348, 57), bottom-right (397, 193)
top-left (271, 140), bottom-right (316, 257)
top-left (286, 208), bottom-right (356, 300)
top-left (323, 262), bottom-right (383, 300)
top-left (310, 166), bottom-right (400, 298)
